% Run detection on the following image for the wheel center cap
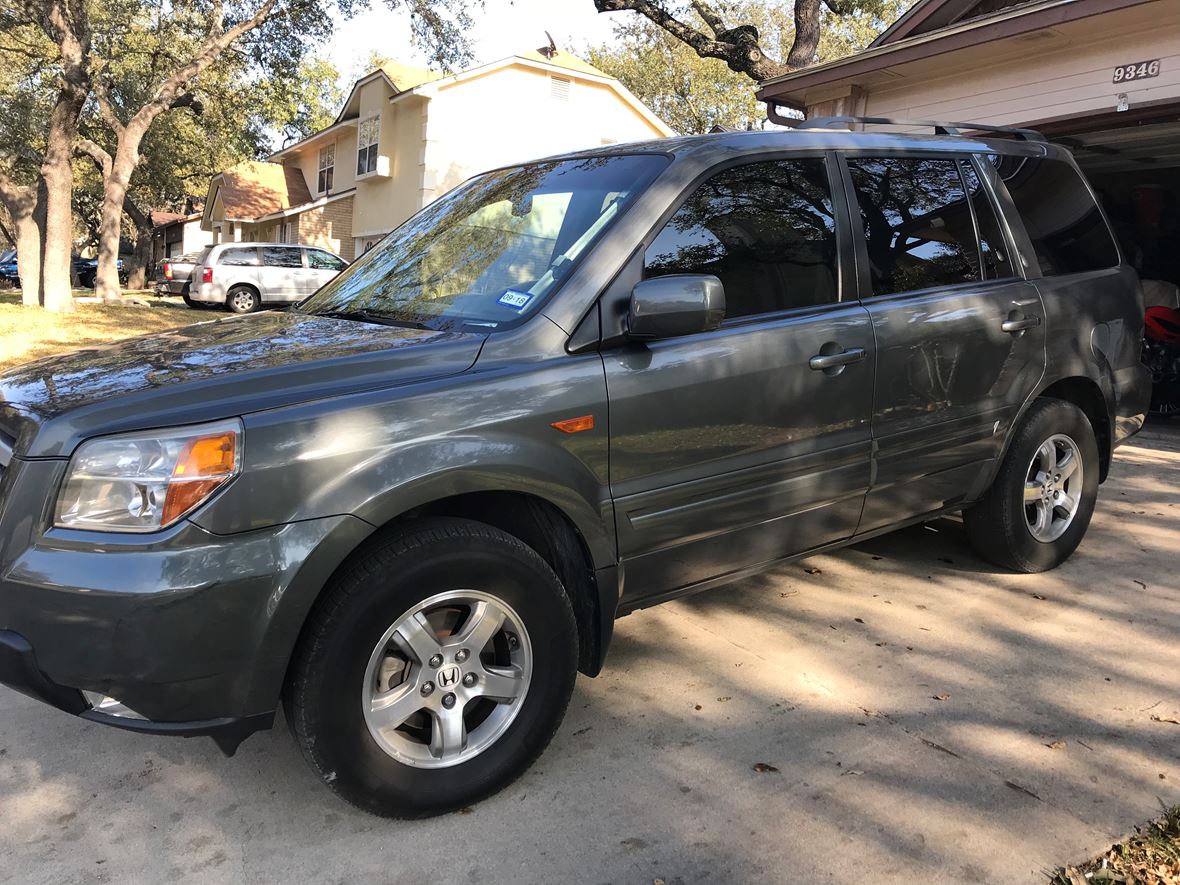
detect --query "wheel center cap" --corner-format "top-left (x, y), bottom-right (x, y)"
top-left (437, 665), bottom-right (461, 688)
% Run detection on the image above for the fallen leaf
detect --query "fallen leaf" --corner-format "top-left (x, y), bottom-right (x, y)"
top-left (1150, 714), bottom-right (1180, 725)
top-left (1046, 739), bottom-right (1067, 750)
top-left (875, 641), bottom-right (887, 647)
top-left (854, 617), bottom-right (864, 624)
top-left (716, 696), bottom-right (731, 703)
top-left (779, 590), bottom-right (799, 598)
top-left (804, 567), bottom-right (822, 575)
top-left (932, 693), bottom-right (950, 701)
top-left (841, 769), bottom-right (865, 776)
top-left (752, 762), bottom-right (779, 773)
top-left (1032, 593), bottom-right (1046, 600)
top-left (693, 704), bottom-right (702, 711)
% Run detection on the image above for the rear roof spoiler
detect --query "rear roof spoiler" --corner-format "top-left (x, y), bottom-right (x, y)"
top-left (765, 107), bottom-right (1046, 143)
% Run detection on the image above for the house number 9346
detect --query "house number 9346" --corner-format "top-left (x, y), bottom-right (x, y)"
top-left (1113, 60), bottom-right (1160, 83)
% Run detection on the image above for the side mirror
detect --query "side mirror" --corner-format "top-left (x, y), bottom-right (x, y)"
top-left (627, 274), bottom-right (726, 340)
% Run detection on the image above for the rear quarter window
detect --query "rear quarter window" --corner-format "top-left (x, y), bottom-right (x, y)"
top-left (993, 155), bottom-right (1119, 276)
top-left (218, 247), bottom-right (259, 266)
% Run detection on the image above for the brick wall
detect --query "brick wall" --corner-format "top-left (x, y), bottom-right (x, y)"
top-left (295, 195), bottom-right (355, 260)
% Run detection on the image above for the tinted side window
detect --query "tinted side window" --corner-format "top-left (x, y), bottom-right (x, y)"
top-left (218, 247), bottom-right (258, 266)
top-left (307, 249), bottom-right (347, 271)
top-left (261, 246), bottom-right (303, 268)
top-left (847, 157), bottom-right (980, 297)
top-left (994, 156), bottom-right (1119, 275)
top-left (960, 160), bottom-right (1013, 280)
top-left (644, 158), bottom-right (839, 319)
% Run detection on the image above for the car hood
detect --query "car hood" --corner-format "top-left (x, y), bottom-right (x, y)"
top-left (0, 311), bottom-right (486, 457)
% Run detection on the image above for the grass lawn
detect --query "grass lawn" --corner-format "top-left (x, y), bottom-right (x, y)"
top-left (0, 291), bottom-right (195, 371)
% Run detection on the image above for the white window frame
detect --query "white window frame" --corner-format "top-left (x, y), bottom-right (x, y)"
top-left (357, 116), bottom-right (380, 177)
top-left (317, 143), bottom-right (335, 193)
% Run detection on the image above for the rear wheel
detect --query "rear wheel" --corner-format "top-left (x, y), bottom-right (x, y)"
top-left (285, 518), bottom-right (578, 818)
top-left (227, 284), bottom-right (261, 313)
top-left (964, 398), bottom-right (1099, 572)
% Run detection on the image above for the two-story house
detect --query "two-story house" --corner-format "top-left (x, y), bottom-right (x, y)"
top-left (200, 49), bottom-right (673, 260)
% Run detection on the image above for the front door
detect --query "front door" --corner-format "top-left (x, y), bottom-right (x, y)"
top-left (838, 153), bottom-right (1047, 532)
top-left (605, 155), bottom-right (875, 607)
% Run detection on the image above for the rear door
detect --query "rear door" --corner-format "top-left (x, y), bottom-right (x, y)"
top-left (838, 152), bottom-right (1046, 532)
top-left (605, 155), bottom-right (876, 606)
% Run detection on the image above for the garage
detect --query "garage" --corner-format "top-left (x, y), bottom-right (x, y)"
top-left (756, 0), bottom-right (1180, 298)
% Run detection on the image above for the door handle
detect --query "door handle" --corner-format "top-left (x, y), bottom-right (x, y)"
top-left (1001, 315), bottom-right (1040, 333)
top-left (809, 347), bottom-right (867, 371)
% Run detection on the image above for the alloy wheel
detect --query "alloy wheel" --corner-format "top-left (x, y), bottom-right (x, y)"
top-left (361, 589), bottom-right (533, 769)
top-left (1023, 432), bottom-right (1083, 543)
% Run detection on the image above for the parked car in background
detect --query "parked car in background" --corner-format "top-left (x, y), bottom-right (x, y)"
top-left (188, 243), bottom-right (348, 313)
top-left (74, 256), bottom-right (127, 289)
top-left (0, 250), bottom-right (16, 287)
top-left (154, 253), bottom-right (203, 305)
top-left (0, 253), bottom-right (126, 290)
top-left (0, 121), bottom-right (1151, 819)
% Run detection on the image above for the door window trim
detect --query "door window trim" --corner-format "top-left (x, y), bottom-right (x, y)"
top-left (835, 149), bottom-right (1033, 303)
top-left (634, 151), bottom-right (856, 329)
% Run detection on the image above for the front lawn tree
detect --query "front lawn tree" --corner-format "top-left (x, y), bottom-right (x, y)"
top-left (82, 0), bottom-right (476, 302)
top-left (1, 0), bottom-right (476, 309)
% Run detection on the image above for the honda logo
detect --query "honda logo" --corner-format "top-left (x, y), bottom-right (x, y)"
top-left (438, 666), bottom-right (460, 688)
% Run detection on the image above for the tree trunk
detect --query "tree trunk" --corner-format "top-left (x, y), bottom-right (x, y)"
top-left (94, 135), bottom-right (143, 301)
top-left (123, 195), bottom-right (153, 291)
top-left (40, 91), bottom-right (86, 313)
top-left (15, 184), bottom-right (47, 307)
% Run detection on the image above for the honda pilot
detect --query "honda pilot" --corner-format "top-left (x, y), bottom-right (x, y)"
top-left (0, 120), bottom-right (1150, 818)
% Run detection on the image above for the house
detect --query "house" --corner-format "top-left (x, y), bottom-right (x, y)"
top-left (151, 207), bottom-right (210, 265)
top-left (200, 49), bottom-right (673, 260)
top-left (756, 0), bottom-right (1180, 296)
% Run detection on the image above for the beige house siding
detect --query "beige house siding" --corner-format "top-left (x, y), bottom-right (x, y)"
top-left (860, 3), bottom-right (1180, 128)
top-left (763, 1), bottom-right (1180, 132)
top-left (296, 195), bottom-right (355, 260)
top-left (352, 87), bottom-right (428, 239)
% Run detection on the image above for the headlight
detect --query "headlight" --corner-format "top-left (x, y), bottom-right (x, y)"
top-left (55, 419), bottom-right (242, 532)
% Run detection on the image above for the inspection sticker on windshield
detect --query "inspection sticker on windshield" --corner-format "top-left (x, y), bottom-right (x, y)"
top-left (497, 289), bottom-right (533, 310)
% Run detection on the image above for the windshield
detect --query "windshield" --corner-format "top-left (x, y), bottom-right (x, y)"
top-left (297, 154), bottom-right (668, 330)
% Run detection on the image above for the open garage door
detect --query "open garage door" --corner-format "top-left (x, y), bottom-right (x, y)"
top-left (1050, 114), bottom-right (1180, 309)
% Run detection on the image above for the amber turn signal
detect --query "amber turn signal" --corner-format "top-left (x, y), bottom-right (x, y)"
top-left (550, 415), bottom-right (595, 433)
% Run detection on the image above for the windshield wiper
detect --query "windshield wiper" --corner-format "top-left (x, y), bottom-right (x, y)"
top-left (314, 309), bottom-right (433, 330)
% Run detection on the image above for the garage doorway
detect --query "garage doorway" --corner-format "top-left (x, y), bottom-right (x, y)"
top-left (1048, 111), bottom-right (1180, 308)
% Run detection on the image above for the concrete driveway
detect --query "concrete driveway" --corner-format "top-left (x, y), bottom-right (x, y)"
top-left (2, 427), bottom-right (1179, 885)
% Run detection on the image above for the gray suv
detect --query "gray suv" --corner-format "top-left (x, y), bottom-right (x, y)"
top-left (0, 120), bottom-right (1150, 818)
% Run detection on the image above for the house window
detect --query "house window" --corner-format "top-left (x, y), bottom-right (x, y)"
top-left (550, 75), bottom-right (571, 101)
top-left (317, 144), bottom-right (335, 193)
top-left (357, 116), bottom-right (380, 176)
top-left (282, 221), bottom-right (295, 244)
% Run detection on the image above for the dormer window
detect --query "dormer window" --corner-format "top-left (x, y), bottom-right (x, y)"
top-left (317, 144), bottom-right (335, 193)
top-left (357, 116), bottom-right (380, 176)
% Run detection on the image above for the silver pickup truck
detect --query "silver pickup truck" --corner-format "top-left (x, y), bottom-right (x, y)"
top-left (153, 252), bottom-right (202, 304)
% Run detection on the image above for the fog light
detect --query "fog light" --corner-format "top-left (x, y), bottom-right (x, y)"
top-left (82, 691), bottom-right (147, 720)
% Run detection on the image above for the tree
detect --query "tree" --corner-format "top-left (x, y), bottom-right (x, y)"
top-left (592, 0), bottom-right (906, 84)
top-left (0, 0), bottom-right (476, 311)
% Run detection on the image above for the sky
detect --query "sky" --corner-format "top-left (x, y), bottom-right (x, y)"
top-left (323, 0), bottom-right (622, 80)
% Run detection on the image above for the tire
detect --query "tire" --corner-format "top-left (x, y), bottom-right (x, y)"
top-left (285, 518), bottom-right (579, 818)
top-left (181, 293), bottom-right (206, 309)
top-left (227, 284), bottom-right (261, 314)
top-left (964, 398), bottom-right (1100, 573)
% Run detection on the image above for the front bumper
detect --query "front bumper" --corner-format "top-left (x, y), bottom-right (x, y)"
top-left (0, 630), bottom-right (272, 754)
top-left (0, 457), bottom-right (373, 751)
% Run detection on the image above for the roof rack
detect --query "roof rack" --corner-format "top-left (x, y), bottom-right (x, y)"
top-left (787, 115), bottom-right (1046, 143)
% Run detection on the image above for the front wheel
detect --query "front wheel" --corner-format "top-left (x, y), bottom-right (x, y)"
top-left (964, 398), bottom-right (1100, 572)
top-left (285, 518), bottom-right (578, 817)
